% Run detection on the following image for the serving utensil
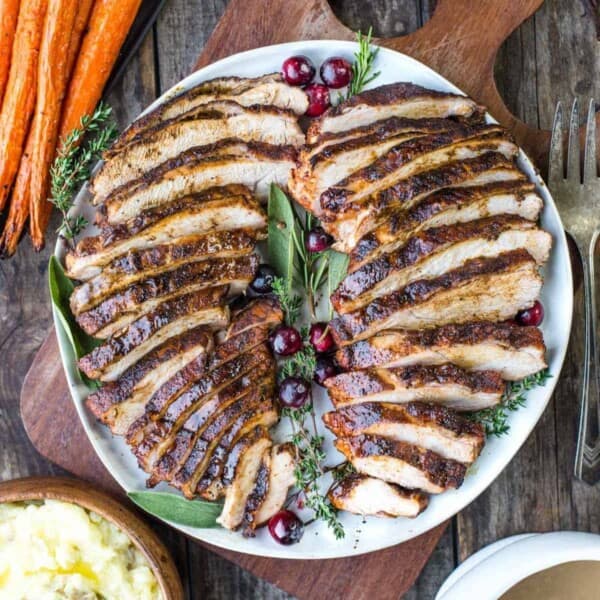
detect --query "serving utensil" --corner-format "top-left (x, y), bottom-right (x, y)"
top-left (548, 100), bottom-right (600, 483)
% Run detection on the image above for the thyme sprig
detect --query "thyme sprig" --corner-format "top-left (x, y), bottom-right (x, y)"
top-left (279, 343), bottom-right (317, 382)
top-left (50, 102), bottom-right (118, 245)
top-left (283, 403), bottom-right (345, 539)
top-left (470, 369), bottom-right (552, 436)
top-left (272, 276), bottom-right (302, 326)
top-left (347, 27), bottom-right (381, 98)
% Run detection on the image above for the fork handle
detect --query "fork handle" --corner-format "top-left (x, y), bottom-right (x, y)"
top-left (574, 233), bottom-right (600, 483)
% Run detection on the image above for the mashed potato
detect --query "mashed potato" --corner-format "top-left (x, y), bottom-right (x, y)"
top-left (0, 499), bottom-right (163, 600)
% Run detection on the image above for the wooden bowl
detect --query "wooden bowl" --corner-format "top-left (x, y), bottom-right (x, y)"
top-left (0, 476), bottom-right (184, 600)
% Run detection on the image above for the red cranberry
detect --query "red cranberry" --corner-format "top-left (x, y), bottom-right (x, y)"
top-left (270, 326), bottom-right (302, 356)
top-left (268, 510), bottom-right (304, 545)
top-left (304, 83), bottom-right (330, 117)
top-left (314, 355), bottom-right (338, 385)
top-left (306, 227), bottom-right (333, 253)
top-left (281, 55), bottom-right (315, 86)
top-left (249, 264), bottom-right (276, 294)
top-left (320, 56), bottom-right (353, 89)
top-left (278, 376), bottom-right (310, 408)
top-left (515, 301), bottom-right (544, 327)
top-left (309, 322), bottom-right (334, 353)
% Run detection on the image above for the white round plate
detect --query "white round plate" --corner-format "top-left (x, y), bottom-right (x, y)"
top-left (54, 40), bottom-right (573, 559)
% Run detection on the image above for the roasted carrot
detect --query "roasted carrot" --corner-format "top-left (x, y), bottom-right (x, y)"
top-left (59, 0), bottom-right (143, 140)
top-left (0, 142), bottom-right (32, 257)
top-left (0, 0), bottom-right (19, 105)
top-left (0, 0), bottom-right (47, 212)
top-left (28, 0), bottom-right (79, 251)
top-left (65, 0), bottom-right (94, 78)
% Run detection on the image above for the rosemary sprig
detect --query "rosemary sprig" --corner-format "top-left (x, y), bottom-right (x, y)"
top-left (470, 369), bottom-right (552, 436)
top-left (347, 27), bottom-right (381, 98)
top-left (50, 102), bottom-right (118, 245)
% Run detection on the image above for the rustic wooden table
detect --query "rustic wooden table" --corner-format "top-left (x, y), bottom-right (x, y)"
top-left (1, 0), bottom-right (598, 597)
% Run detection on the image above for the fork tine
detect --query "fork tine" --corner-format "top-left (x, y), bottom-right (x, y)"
top-left (567, 99), bottom-right (581, 182)
top-left (549, 102), bottom-right (564, 188)
top-left (583, 99), bottom-right (597, 183)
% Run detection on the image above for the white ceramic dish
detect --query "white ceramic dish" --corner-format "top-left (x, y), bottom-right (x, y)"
top-left (53, 40), bottom-right (573, 559)
top-left (436, 532), bottom-right (600, 599)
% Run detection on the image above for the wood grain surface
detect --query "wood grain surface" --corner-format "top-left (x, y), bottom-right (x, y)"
top-left (3, 1), bottom-right (600, 598)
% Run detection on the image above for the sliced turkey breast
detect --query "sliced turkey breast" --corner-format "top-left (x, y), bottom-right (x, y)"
top-left (324, 364), bottom-right (504, 411)
top-left (70, 229), bottom-right (258, 309)
top-left (329, 474), bottom-right (428, 518)
top-left (114, 74), bottom-right (308, 150)
top-left (196, 398), bottom-right (282, 501)
top-left (317, 132), bottom-right (518, 219)
top-left (291, 119), bottom-right (498, 214)
top-left (217, 428), bottom-right (273, 530)
top-left (78, 288), bottom-right (229, 382)
top-left (323, 402), bottom-right (485, 464)
top-left (66, 186), bottom-right (266, 280)
top-left (145, 371), bottom-right (275, 488)
top-left (346, 181), bottom-right (543, 268)
top-left (295, 125), bottom-right (507, 216)
top-left (93, 102), bottom-right (305, 198)
top-left (247, 444), bottom-right (296, 531)
top-left (85, 327), bottom-right (213, 432)
top-left (74, 255), bottom-right (258, 338)
top-left (336, 322), bottom-right (546, 381)
top-left (218, 297), bottom-right (283, 346)
top-left (330, 249), bottom-right (542, 344)
top-left (306, 82), bottom-right (485, 143)
top-left (97, 141), bottom-right (297, 222)
top-left (335, 434), bottom-right (467, 494)
top-left (332, 216), bottom-right (551, 314)
top-left (320, 153), bottom-right (526, 243)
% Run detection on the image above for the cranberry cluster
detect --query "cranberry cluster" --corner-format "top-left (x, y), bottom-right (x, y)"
top-left (281, 55), bottom-right (353, 117)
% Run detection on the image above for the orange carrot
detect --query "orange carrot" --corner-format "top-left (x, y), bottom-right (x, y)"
top-left (59, 0), bottom-right (143, 140)
top-left (0, 0), bottom-right (19, 105)
top-left (0, 141), bottom-right (32, 257)
top-left (65, 0), bottom-right (94, 78)
top-left (28, 0), bottom-right (79, 251)
top-left (0, 0), bottom-right (47, 212)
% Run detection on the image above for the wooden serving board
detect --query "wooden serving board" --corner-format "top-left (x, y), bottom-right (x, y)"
top-left (21, 1), bottom-right (556, 597)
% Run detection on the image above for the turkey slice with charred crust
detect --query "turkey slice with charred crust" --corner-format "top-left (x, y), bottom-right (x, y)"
top-left (217, 428), bottom-right (273, 530)
top-left (93, 102), bottom-right (305, 198)
top-left (78, 287), bottom-right (229, 382)
top-left (74, 255), bottom-right (258, 338)
top-left (329, 474), bottom-right (428, 518)
top-left (196, 398), bottom-right (282, 501)
top-left (332, 216), bottom-right (551, 314)
top-left (144, 371), bottom-right (275, 488)
top-left (347, 181), bottom-right (543, 268)
top-left (70, 229), bottom-right (259, 309)
top-left (324, 364), bottom-right (504, 411)
top-left (321, 153), bottom-right (527, 243)
top-left (97, 141), bottom-right (297, 223)
top-left (66, 186), bottom-right (265, 280)
top-left (330, 250), bottom-right (542, 345)
top-left (323, 402), bottom-right (484, 464)
top-left (114, 74), bottom-right (308, 150)
top-left (245, 444), bottom-right (296, 532)
top-left (85, 327), bottom-right (213, 434)
top-left (306, 82), bottom-right (485, 143)
top-left (335, 434), bottom-right (467, 494)
top-left (317, 131), bottom-right (518, 219)
top-left (336, 322), bottom-right (546, 381)
top-left (174, 392), bottom-right (278, 499)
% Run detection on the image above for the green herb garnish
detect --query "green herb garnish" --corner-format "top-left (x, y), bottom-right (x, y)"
top-left (50, 102), bottom-right (118, 244)
top-left (471, 369), bottom-right (552, 436)
top-left (347, 27), bottom-right (381, 98)
top-left (128, 491), bottom-right (222, 528)
top-left (48, 255), bottom-right (101, 388)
